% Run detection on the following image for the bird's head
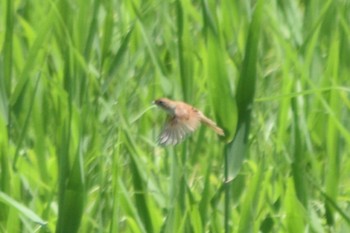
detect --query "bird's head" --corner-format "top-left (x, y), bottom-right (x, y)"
top-left (153, 98), bottom-right (177, 115)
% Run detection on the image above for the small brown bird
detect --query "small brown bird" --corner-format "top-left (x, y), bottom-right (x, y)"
top-left (153, 98), bottom-right (224, 146)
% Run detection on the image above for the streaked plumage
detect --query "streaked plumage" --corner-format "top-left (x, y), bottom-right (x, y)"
top-left (153, 98), bottom-right (224, 146)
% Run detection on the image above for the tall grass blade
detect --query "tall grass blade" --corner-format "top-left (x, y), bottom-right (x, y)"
top-left (0, 191), bottom-right (47, 226)
top-left (324, 26), bottom-right (341, 227)
top-left (284, 179), bottom-right (306, 233)
top-left (0, 116), bottom-right (10, 224)
top-left (120, 112), bottom-right (154, 233)
top-left (12, 75), bottom-right (41, 169)
top-left (176, 0), bottom-right (193, 102)
top-left (2, 0), bottom-right (13, 126)
top-left (104, 28), bottom-right (134, 93)
top-left (237, 162), bottom-right (264, 233)
top-left (225, 0), bottom-right (264, 232)
top-left (290, 97), bottom-right (308, 206)
top-left (227, 0), bottom-right (264, 179)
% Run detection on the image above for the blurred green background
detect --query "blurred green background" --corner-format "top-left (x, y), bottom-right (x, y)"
top-left (1, 0), bottom-right (350, 232)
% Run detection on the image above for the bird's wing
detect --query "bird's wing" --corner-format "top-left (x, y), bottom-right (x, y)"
top-left (158, 115), bottom-right (200, 146)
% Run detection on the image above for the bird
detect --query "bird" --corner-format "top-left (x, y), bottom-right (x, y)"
top-left (153, 98), bottom-right (224, 146)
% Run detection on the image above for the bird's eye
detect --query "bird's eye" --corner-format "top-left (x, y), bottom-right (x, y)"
top-left (158, 100), bottom-right (163, 105)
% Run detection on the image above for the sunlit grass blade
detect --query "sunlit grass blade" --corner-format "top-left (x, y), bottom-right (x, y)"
top-left (284, 179), bottom-right (306, 233)
top-left (237, 161), bottom-right (264, 233)
top-left (0, 116), bottom-right (10, 226)
top-left (3, 0), bottom-right (13, 107)
top-left (0, 191), bottom-right (47, 226)
top-left (324, 28), bottom-right (341, 227)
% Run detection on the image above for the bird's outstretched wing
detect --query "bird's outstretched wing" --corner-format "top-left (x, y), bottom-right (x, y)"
top-left (158, 116), bottom-right (199, 146)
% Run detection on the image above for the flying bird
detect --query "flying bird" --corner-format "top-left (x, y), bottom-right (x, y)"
top-left (153, 98), bottom-right (224, 146)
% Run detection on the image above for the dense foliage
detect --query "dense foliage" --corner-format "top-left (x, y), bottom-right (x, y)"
top-left (1, 0), bottom-right (350, 232)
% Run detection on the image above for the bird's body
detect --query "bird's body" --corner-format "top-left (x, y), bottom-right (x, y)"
top-left (153, 98), bottom-right (224, 146)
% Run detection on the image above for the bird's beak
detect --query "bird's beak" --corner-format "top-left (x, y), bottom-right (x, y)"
top-left (152, 100), bottom-right (155, 105)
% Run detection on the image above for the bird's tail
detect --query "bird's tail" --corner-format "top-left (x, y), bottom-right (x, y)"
top-left (199, 113), bottom-right (225, 136)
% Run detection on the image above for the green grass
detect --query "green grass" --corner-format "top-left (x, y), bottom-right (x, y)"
top-left (1, 0), bottom-right (350, 232)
